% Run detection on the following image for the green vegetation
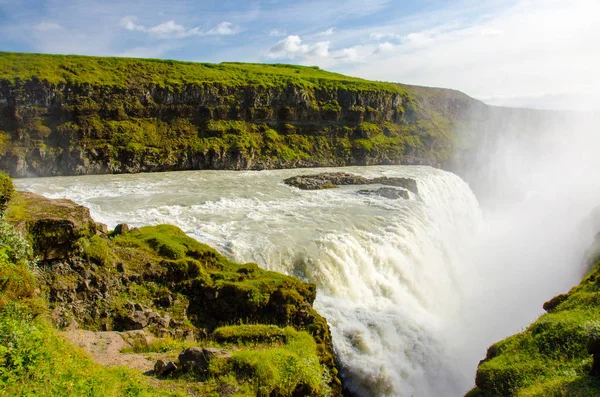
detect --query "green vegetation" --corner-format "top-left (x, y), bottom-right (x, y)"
top-left (1, 183), bottom-right (341, 396)
top-left (468, 258), bottom-right (600, 396)
top-left (0, 52), bottom-right (403, 92)
top-left (0, 200), bottom-right (184, 396)
top-left (0, 172), bottom-right (13, 213)
top-left (124, 326), bottom-right (330, 396)
top-left (0, 52), bottom-right (478, 176)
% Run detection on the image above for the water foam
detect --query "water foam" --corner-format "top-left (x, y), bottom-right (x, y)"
top-left (17, 166), bottom-right (483, 396)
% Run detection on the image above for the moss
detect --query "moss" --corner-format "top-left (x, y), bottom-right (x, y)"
top-left (213, 324), bottom-right (287, 345)
top-left (470, 258), bottom-right (600, 396)
top-left (81, 235), bottom-right (111, 266)
top-left (0, 172), bottom-right (13, 215)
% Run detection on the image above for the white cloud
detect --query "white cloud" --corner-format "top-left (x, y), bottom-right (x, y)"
top-left (480, 28), bottom-right (503, 37)
top-left (204, 22), bottom-right (238, 36)
top-left (317, 27), bottom-right (335, 36)
top-left (34, 22), bottom-right (63, 31)
top-left (334, 47), bottom-right (362, 62)
top-left (268, 35), bottom-right (330, 59)
top-left (370, 32), bottom-right (401, 41)
top-left (269, 28), bottom-right (287, 37)
top-left (375, 42), bottom-right (395, 53)
top-left (342, 0), bottom-right (600, 110)
top-left (120, 16), bottom-right (146, 32)
top-left (402, 31), bottom-right (436, 49)
top-left (148, 20), bottom-right (189, 38)
top-left (120, 16), bottom-right (239, 39)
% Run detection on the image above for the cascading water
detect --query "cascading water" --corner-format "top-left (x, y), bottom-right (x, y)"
top-left (17, 165), bottom-right (485, 396)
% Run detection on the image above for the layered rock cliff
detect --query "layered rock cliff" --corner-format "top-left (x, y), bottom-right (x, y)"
top-left (0, 52), bottom-right (478, 177)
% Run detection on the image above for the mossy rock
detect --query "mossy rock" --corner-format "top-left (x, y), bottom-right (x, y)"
top-left (6, 192), bottom-right (96, 260)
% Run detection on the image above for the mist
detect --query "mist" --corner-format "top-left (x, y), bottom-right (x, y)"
top-left (448, 105), bottom-right (600, 389)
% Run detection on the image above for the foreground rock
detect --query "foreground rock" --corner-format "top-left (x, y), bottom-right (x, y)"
top-left (6, 192), bottom-right (97, 260)
top-left (178, 347), bottom-right (232, 374)
top-left (285, 172), bottom-right (419, 195)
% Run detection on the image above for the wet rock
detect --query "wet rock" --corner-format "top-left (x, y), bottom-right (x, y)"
top-left (284, 172), bottom-right (419, 195)
top-left (178, 347), bottom-right (231, 374)
top-left (284, 172), bottom-right (369, 190)
top-left (371, 176), bottom-right (419, 195)
top-left (154, 359), bottom-right (177, 377)
top-left (357, 187), bottom-right (409, 200)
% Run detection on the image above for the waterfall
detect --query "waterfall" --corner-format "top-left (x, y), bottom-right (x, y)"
top-left (16, 166), bottom-right (486, 396)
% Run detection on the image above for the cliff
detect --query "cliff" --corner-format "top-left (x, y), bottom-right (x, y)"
top-left (467, 240), bottom-right (600, 396)
top-left (0, 52), bottom-right (483, 177)
top-left (0, 172), bottom-right (342, 396)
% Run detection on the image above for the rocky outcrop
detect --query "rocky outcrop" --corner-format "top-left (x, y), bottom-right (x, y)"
top-left (358, 187), bottom-right (409, 200)
top-left (5, 190), bottom-right (343, 395)
top-left (284, 172), bottom-right (369, 190)
top-left (178, 347), bottom-right (231, 374)
top-left (5, 191), bottom-right (96, 259)
top-left (284, 172), bottom-right (418, 195)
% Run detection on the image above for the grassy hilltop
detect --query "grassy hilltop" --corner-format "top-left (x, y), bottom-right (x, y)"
top-left (0, 51), bottom-right (405, 92)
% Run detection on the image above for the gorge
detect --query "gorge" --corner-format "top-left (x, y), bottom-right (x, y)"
top-left (2, 51), bottom-right (600, 397)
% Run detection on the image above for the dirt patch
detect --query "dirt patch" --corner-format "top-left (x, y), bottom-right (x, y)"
top-left (61, 329), bottom-right (157, 372)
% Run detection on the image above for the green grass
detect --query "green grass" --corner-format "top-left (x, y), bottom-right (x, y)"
top-left (469, 259), bottom-right (600, 396)
top-left (0, 51), bottom-right (404, 93)
top-left (0, 215), bottom-right (187, 397)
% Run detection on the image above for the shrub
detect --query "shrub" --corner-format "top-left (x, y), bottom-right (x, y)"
top-left (0, 172), bottom-right (13, 215)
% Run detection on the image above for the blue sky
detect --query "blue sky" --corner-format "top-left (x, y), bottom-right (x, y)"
top-left (1, 0), bottom-right (599, 109)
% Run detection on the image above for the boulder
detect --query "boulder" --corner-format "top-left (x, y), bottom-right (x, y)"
top-left (543, 293), bottom-right (569, 312)
top-left (371, 177), bottom-right (419, 195)
top-left (154, 359), bottom-right (177, 377)
top-left (357, 187), bottom-right (409, 200)
top-left (95, 222), bottom-right (109, 234)
top-left (6, 192), bottom-right (96, 260)
top-left (119, 311), bottom-right (148, 330)
top-left (284, 172), bottom-right (419, 195)
top-left (284, 172), bottom-right (369, 190)
top-left (113, 223), bottom-right (129, 235)
top-left (178, 347), bottom-right (231, 374)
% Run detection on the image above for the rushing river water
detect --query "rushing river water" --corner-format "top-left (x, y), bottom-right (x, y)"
top-left (15, 165), bottom-right (591, 396)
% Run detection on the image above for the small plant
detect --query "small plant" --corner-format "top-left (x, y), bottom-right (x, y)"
top-left (0, 172), bottom-right (13, 215)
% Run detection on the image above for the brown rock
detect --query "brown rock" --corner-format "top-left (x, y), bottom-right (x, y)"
top-left (178, 347), bottom-right (231, 374)
top-left (113, 223), bottom-right (129, 235)
top-left (6, 192), bottom-right (96, 260)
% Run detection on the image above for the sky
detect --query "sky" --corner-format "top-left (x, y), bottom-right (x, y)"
top-left (0, 0), bottom-right (599, 110)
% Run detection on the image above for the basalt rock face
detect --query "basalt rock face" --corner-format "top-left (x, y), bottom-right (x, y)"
top-left (0, 53), bottom-right (466, 177)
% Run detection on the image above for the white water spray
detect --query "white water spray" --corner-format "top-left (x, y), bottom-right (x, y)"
top-left (17, 166), bottom-right (484, 396)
